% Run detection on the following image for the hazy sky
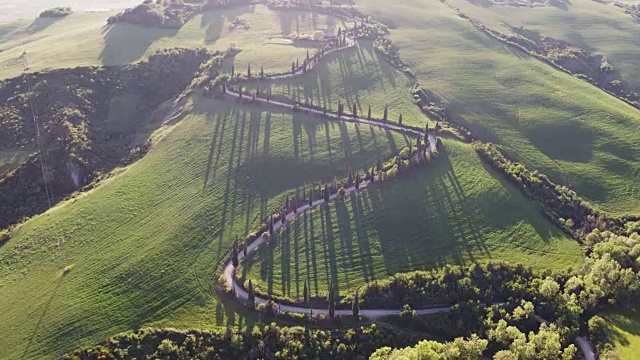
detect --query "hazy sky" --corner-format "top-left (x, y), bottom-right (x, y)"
top-left (0, 0), bottom-right (141, 22)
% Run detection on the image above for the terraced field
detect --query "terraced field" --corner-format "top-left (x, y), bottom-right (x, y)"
top-left (241, 138), bottom-right (583, 299)
top-left (0, 97), bottom-right (406, 360)
top-left (0, 4), bottom-right (352, 80)
top-left (358, 0), bottom-right (640, 215)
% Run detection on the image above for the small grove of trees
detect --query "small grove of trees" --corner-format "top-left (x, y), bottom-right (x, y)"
top-left (39, 7), bottom-right (73, 18)
top-left (107, 1), bottom-right (197, 29)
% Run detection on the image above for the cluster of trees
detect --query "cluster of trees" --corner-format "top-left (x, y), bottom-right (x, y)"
top-left (356, 228), bottom-right (640, 358)
top-left (0, 48), bottom-right (216, 230)
top-left (62, 324), bottom-right (423, 360)
top-left (39, 7), bottom-right (73, 18)
top-left (107, 0), bottom-right (198, 29)
top-left (473, 142), bottom-right (637, 240)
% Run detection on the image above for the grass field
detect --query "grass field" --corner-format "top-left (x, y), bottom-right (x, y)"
top-left (241, 138), bottom-right (583, 299)
top-left (447, 0), bottom-right (640, 93)
top-left (357, 0), bottom-right (640, 215)
top-left (604, 302), bottom-right (640, 359)
top-left (0, 149), bottom-right (34, 178)
top-left (0, 96), bottom-right (408, 360)
top-left (0, 4), bottom-right (352, 80)
top-left (241, 39), bottom-right (432, 128)
top-left (0, 0), bottom-right (139, 22)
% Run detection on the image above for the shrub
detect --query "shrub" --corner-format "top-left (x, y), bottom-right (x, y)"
top-left (39, 7), bottom-right (73, 18)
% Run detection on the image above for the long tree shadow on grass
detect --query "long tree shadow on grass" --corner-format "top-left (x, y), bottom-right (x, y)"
top-left (27, 17), bottom-right (63, 34)
top-left (100, 23), bottom-right (178, 66)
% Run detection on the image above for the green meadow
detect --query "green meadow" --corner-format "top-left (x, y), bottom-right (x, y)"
top-left (358, 0), bottom-right (640, 215)
top-left (0, 4), bottom-right (352, 80)
top-left (241, 138), bottom-right (583, 299)
top-left (447, 0), bottom-right (640, 93)
top-left (0, 97), bottom-right (406, 359)
top-left (604, 302), bottom-right (640, 359)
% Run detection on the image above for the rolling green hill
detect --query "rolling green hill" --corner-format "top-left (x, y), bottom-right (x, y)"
top-left (241, 138), bottom-right (583, 299)
top-left (358, 0), bottom-right (640, 215)
top-left (0, 96), bottom-right (405, 359)
top-left (0, 4), bottom-right (352, 80)
top-left (447, 0), bottom-right (640, 93)
top-left (242, 39), bottom-right (432, 128)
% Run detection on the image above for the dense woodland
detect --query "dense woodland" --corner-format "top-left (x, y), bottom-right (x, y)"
top-left (62, 324), bottom-right (424, 360)
top-left (0, 48), bottom-right (217, 231)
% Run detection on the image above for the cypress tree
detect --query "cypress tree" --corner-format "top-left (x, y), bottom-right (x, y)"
top-left (309, 189), bottom-right (313, 207)
top-left (296, 58), bottom-right (299, 69)
top-left (285, 194), bottom-right (290, 211)
top-left (232, 243), bottom-right (239, 268)
top-left (222, 80), bottom-right (227, 93)
top-left (294, 194), bottom-right (299, 214)
top-left (269, 215), bottom-right (274, 235)
top-left (338, 101), bottom-right (343, 118)
top-left (303, 280), bottom-right (309, 305)
top-left (261, 65), bottom-right (264, 78)
top-left (352, 290), bottom-right (360, 320)
top-left (352, 103), bottom-right (357, 117)
top-left (243, 238), bottom-right (248, 257)
top-left (324, 184), bottom-right (330, 203)
top-left (399, 113), bottom-right (403, 125)
top-left (338, 27), bottom-right (342, 39)
top-left (306, 49), bottom-right (310, 63)
top-left (231, 63), bottom-right (235, 77)
top-left (355, 173), bottom-right (360, 190)
top-left (370, 167), bottom-right (375, 183)
top-left (328, 282), bottom-right (335, 318)
top-left (247, 279), bottom-right (255, 309)
top-left (247, 63), bottom-right (251, 78)
top-left (368, 105), bottom-right (372, 120)
top-left (238, 87), bottom-right (243, 98)
top-left (383, 105), bottom-right (388, 121)
top-left (348, 169), bottom-right (353, 186)
top-left (292, 61), bottom-right (295, 74)
top-left (343, 33), bottom-right (346, 46)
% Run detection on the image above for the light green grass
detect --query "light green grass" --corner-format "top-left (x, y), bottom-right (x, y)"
top-left (242, 39), bottom-right (432, 128)
top-left (0, 5), bottom-right (352, 80)
top-left (357, 0), bottom-right (640, 215)
top-left (0, 1), bottom-right (139, 22)
top-left (242, 138), bottom-right (583, 299)
top-left (0, 96), bottom-right (406, 360)
top-left (604, 302), bottom-right (640, 359)
top-left (0, 148), bottom-right (33, 178)
top-left (447, 0), bottom-right (640, 93)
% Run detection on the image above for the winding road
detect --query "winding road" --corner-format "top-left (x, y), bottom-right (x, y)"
top-left (220, 32), bottom-right (596, 360)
